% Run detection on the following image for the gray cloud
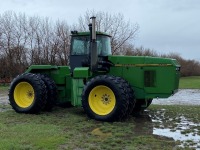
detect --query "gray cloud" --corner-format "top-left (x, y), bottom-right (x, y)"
top-left (0, 0), bottom-right (199, 60)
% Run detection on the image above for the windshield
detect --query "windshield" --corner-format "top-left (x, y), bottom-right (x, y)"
top-left (71, 35), bottom-right (112, 56)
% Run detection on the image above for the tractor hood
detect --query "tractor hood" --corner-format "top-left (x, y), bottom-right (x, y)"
top-left (108, 55), bottom-right (180, 67)
top-left (107, 55), bottom-right (180, 99)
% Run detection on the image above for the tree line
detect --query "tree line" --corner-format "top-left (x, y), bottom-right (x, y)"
top-left (0, 11), bottom-right (199, 82)
top-left (125, 46), bottom-right (200, 76)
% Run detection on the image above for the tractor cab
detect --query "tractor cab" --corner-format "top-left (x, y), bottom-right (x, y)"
top-left (70, 32), bottom-right (112, 71)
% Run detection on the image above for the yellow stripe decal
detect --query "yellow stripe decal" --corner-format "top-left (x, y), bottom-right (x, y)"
top-left (115, 64), bottom-right (173, 67)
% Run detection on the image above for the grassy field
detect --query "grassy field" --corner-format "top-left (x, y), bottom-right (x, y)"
top-left (0, 104), bottom-right (199, 150)
top-left (179, 76), bottom-right (200, 89)
top-left (0, 76), bottom-right (199, 149)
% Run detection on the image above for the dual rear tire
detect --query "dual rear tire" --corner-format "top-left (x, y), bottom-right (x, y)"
top-left (9, 73), bottom-right (151, 121)
top-left (9, 73), bottom-right (57, 114)
top-left (82, 75), bottom-right (136, 122)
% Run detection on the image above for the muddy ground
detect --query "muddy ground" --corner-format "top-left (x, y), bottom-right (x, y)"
top-left (0, 90), bottom-right (8, 105)
top-left (0, 89), bottom-right (200, 149)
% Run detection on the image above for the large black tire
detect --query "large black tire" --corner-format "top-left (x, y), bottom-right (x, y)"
top-left (115, 77), bottom-right (136, 117)
top-left (132, 99), bottom-right (152, 115)
top-left (123, 81), bottom-right (136, 116)
top-left (82, 75), bottom-right (130, 122)
top-left (37, 74), bottom-right (57, 111)
top-left (9, 73), bottom-right (47, 114)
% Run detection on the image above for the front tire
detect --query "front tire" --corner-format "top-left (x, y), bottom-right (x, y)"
top-left (82, 75), bottom-right (130, 122)
top-left (9, 73), bottom-right (47, 114)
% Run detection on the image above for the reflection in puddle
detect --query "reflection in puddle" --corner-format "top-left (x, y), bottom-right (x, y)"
top-left (150, 110), bottom-right (200, 149)
top-left (134, 110), bottom-right (200, 149)
top-left (154, 128), bottom-right (200, 149)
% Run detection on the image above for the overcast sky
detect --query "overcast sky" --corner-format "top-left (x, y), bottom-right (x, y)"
top-left (0, 0), bottom-right (199, 60)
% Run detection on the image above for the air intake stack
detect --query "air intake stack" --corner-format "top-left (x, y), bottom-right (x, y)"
top-left (89, 16), bottom-right (98, 72)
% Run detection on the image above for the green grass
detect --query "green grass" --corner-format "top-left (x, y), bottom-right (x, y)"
top-left (179, 76), bottom-right (200, 89)
top-left (0, 77), bottom-right (199, 149)
top-left (0, 85), bottom-right (9, 91)
top-left (0, 105), bottom-right (200, 150)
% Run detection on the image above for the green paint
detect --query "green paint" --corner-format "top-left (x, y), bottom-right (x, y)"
top-left (26, 65), bottom-right (72, 104)
top-left (24, 32), bottom-right (180, 107)
top-left (73, 67), bottom-right (90, 78)
top-left (71, 79), bottom-right (84, 106)
top-left (108, 56), bottom-right (180, 99)
top-left (25, 54), bottom-right (180, 106)
top-left (25, 65), bottom-right (58, 72)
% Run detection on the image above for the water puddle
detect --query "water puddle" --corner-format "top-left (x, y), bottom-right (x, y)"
top-left (153, 89), bottom-right (200, 105)
top-left (132, 109), bottom-right (200, 149)
top-left (154, 128), bottom-right (200, 149)
top-left (150, 110), bottom-right (200, 149)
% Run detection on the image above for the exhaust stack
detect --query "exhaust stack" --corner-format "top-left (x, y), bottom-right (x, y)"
top-left (89, 16), bottom-right (98, 72)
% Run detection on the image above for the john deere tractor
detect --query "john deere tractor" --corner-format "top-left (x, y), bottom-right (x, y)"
top-left (8, 17), bottom-right (180, 121)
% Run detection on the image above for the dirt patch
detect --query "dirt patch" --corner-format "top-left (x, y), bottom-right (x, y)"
top-left (0, 90), bottom-right (9, 112)
top-left (0, 91), bottom-right (9, 105)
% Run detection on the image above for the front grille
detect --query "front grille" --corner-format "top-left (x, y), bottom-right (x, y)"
top-left (144, 70), bottom-right (156, 87)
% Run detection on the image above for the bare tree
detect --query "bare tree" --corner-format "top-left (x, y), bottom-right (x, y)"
top-left (0, 11), bottom-right (199, 78)
top-left (76, 10), bottom-right (139, 54)
top-left (0, 11), bottom-right (17, 77)
top-left (54, 20), bottom-right (71, 65)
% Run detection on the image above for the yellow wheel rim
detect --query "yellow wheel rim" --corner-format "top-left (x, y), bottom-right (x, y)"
top-left (14, 82), bottom-right (35, 108)
top-left (89, 85), bottom-right (116, 115)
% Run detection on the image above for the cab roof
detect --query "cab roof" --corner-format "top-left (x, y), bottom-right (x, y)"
top-left (71, 31), bottom-right (111, 37)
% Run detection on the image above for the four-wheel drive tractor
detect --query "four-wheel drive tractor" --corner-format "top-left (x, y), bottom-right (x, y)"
top-left (8, 17), bottom-right (180, 122)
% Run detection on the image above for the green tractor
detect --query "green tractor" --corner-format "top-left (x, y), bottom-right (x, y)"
top-left (8, 17), bottom-right (180, 121)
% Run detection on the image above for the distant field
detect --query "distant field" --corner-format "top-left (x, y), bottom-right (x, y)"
top-left (1, 76), bottom-right (200, 90)
top-left (179, 76), bottom-right (200, 89)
